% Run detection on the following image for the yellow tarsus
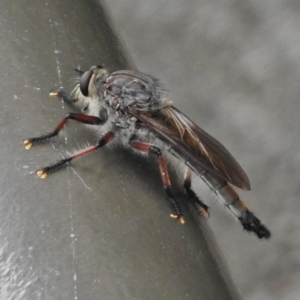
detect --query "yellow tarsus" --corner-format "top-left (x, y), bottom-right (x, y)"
top-left (37, 170), bottom-right (48, 179)
top-left (49, 91), bottom-right (59, 97)
top-left (170, 214), bottom-right (185, 224)
top-left (23, 140), bottom-right (33, 150)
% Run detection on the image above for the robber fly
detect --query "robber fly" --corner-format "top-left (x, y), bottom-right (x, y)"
top-left (24, 65), bottom-right (270, 239)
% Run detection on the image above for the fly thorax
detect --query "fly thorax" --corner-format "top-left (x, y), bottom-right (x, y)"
top-left (104, 70), bottom-right (166, 113)
top-left (112, 112), bottom-right (136, 129)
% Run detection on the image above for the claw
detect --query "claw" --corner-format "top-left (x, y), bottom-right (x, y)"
top-left (49, 90), bottom-right (59, 97)
top-left (23, 139), bottom-right (33, 150)
top-left (199, 208), bottom-right (210, 219)
top-left (36, 169), bottom-right (48, 179)
top-left (170, 214), bottom-right (186, 224)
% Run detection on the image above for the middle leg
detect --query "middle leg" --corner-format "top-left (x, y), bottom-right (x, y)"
top-left (36, 131), bottom-right (115, 178)
top-left (130, 140), bottom-right (185, 224)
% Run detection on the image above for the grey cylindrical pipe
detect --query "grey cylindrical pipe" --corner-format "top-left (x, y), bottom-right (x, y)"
top-left (0, 0), bottom-right (240, 299)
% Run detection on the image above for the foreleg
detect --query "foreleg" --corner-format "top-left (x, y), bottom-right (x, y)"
top-left (24, 113), bottom-right (104, 149)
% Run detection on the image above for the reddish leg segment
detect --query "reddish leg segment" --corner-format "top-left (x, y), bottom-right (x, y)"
top-left (24, 113), bottom-right (104, 149)
top-left (36, 132), bottom-right (115, 178)
top-left (130, 141), bottom-right (185, 224)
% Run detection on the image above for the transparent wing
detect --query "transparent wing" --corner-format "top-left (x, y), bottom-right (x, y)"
top-left (128, 105), bottom-right (250, 190)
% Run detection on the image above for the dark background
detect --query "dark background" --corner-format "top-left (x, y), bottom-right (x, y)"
top-left (104, 1), bottom-right (300, 299)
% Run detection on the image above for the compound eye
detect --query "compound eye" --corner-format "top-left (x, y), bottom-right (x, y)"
top-left (80, 69), bottom-right (93, 97)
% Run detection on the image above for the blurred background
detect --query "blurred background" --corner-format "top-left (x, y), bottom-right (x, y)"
top-left (103, 0), bottom-right (300, 299)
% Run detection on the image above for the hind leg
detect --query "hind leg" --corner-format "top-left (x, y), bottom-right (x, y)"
top-left (183, 168), bottom-right (210, 219)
